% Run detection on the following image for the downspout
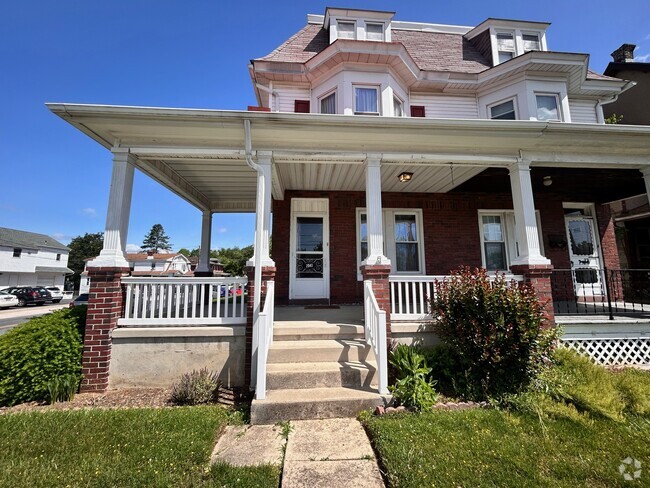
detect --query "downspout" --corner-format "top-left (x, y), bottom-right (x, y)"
top-left (596, 80), bottom-right (636, 123)
top-left (244, 119), bottom-right (263, 389)
top-left (256, 83), bottom-right (279, 112)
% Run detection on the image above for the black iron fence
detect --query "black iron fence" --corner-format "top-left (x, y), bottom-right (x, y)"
top-left (551, 268), bottom-right (650, 319)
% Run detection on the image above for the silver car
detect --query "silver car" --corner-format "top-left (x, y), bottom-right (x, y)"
top-left (45, 286), bottom-right (64, 303)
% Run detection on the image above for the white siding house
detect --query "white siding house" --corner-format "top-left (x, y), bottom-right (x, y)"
top-left (0, 227), bottom-right (71, 289)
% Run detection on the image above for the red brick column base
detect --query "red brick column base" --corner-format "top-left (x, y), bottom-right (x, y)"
top-left (245, 266), bottom-right (276, 387)
top-left (80, 266), bottom-right (130, 393)
top-left (510, 264), bottom-right (555, 328)
top-left (361, 264), bottom-right (392, 346)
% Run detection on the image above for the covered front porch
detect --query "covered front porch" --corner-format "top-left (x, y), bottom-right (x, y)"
top-left (48, 104), bottom-right (650, 401)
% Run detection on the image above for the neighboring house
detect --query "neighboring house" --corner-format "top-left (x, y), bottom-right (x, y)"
top-left (601, 45), bottom-right (650, 269)
top-left (0, 227), bottom-right (72, 289)
top-left (79, 252), bottom-right (192, 294)
top-left (187, 256), bottom-right (228, 276)
top-left (50, 8), bottom-right (650, 419)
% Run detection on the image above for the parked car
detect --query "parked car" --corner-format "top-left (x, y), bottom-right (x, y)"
top-left (69, 293), bottom-right (89, 308)
top-left (34, 287), bottom-right (53, 303)
top-left (45, 286), bottom-right (64, 303)
top-left (0, 291), bottom-right (19, 308)
top-left (4, 286), bottom-right (47, 307)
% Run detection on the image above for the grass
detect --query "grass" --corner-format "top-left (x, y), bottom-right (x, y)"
top-left (364, 408), bottom-right (650, 488)
top-left (0, 406), bottom-right (280, 488)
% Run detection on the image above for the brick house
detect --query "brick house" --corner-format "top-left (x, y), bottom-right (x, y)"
top-left (50, 8), bottom-right (650, 422)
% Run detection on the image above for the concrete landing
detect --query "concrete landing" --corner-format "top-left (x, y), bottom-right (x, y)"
top-left (210, 424), bottom-right (286, 466)
top-left (282, 418), bottom-right (384, 488)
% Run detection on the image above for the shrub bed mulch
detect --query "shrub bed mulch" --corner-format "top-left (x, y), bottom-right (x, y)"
top-left (0, 387), bottom-right (245, 415)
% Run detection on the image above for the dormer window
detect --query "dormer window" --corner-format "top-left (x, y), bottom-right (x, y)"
top-left (522, 33), bottom-right (541, 52)
top-left (497, 32), bottom-right (515, 64)
top-left (337, 21), bottom-right (356, 39)
top-left (355, 86), bottom-right (379, 115)
top-left (366, 23), bottom-right (384, 41)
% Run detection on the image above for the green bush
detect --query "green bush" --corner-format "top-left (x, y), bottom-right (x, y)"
top-left (389, 344), bottom-right (438, 411)
top-left (0, 307), bottom-right (85, 407)
top-left (170, 368), bottom-right (221, 406)
top-left (430, 267), bottom-right (557, 400)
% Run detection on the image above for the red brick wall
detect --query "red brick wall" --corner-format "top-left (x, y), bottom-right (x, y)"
top-left (271, 190), bottom-right (619, 305)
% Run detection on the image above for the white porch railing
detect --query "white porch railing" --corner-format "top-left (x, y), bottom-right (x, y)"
top-left (120, 277), bottom-right (247, 326)
top-left (255, 281), bottom-right (275, 400)
top-left (364, 280), bottom-right (388, 395)
top-left (390, 274), bottom-right (524, 321)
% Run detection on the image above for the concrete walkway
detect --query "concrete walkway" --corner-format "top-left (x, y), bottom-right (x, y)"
top-left (211, 418), bottom-right (384, 487)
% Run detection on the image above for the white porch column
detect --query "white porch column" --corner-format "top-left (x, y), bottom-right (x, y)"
top-left (247, 151), bottom-right (275, 268)
top-left (509, 160), bottom-right (551, 266)
top-left (195, 210), bottom-right (213, 274)
top-left (362, 154), bottom-right (390, 266)
top-left (89, 150), bottom-right (135, 268)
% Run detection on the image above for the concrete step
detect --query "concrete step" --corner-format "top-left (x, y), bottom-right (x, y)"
top-left (266, 361), bottom-right (377, 390)
top-left (250, 387), bottom-right (388, 424)
top-left (273, 323), bottom-right (364, 341)
top-left (267, 339), bottom-right (372, 364)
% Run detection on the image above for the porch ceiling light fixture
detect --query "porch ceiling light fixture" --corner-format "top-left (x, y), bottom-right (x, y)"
top-left (543, 176), bottom-right (553, 187)
top-left (398, 171), bottom-right (413, 183)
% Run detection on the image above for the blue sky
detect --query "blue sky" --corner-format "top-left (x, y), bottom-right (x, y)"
top-left (1, 0), bottom-right (648, 252)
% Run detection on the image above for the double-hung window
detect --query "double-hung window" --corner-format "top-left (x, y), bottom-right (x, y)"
top-left (320, 91), bottom-right (336, 114)
top-left (357, 209), bottom-right (424, 279)
top-left (366, 23), bottom-right (384, 41)
top-left (496, 32), bottom-right (515, 64)
top-left (489, 99), bottom-right (516, 120)
top-left (479, 210), bottom-right (545, 271)
top-left (13, 248), bottom-right (21, 258)
top-left (535, 94), bottom-right (560, 121)
top-left (522, 33), bottom-right (541, 52)
top-left (393, 96), bottom-right (404, 117)
top-left (354, 86), bottom-right (379, 115)
top-left (337, 21), bottom-right (356, 39)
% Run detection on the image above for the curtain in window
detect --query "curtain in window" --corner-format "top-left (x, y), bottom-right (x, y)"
top-left (355, 88), bottom-right (378, 113)
top-left (395, 215), bottom-right (419, 272)
top-left (536, 95), bottom-right (559, 121)
top-left (320, 93), bottom-right (336, 114)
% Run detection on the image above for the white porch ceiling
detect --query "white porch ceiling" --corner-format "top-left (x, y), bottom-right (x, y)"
top-left (48, 104), bottom-right (650, 212)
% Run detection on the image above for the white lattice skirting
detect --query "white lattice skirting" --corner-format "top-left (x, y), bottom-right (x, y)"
top-left (562, 338), bottom-right (650, 366)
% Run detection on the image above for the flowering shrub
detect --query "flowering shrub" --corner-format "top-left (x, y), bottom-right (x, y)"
top-left (430, 267), bottom-right (557, 400)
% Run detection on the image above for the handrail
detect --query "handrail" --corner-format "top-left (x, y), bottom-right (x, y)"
top-left (364, 280), bottom-right (388, 395)
top-left (255, 281), bottom-right (275, 400)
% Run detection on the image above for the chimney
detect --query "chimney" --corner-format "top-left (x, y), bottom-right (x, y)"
top-left (611, 43), bottom-right (636, 63)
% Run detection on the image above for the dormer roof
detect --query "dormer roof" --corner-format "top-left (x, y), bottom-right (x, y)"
top-left (322, 7), bottom-right (395, 28)
top-left (464, 18), bottom-right (551, 40)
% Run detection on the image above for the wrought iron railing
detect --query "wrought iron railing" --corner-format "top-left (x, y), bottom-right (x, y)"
top-left (551, 268), bottom-right (650, 319)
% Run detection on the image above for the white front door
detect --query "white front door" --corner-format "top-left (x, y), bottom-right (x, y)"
top-left (565, 213), bottom-right (604, 296)
top-left (290, 199), bottom-right (329, 300)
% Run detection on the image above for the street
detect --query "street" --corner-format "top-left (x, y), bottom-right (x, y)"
top-left (0, 302), bottom-right (70, 336)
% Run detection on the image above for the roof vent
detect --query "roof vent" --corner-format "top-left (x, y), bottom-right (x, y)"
top-left (611, 43), bottom-right (636, 63)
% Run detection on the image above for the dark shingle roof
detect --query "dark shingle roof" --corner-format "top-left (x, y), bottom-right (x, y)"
top-left (0, 227), bottom-right (68, 251)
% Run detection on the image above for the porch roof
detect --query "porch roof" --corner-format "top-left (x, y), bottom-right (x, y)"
top-left (48, 103), bottom-right (650, 212)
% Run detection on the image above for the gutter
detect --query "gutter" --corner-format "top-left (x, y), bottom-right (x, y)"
top-left (596, 79), bottom-right (637, 123)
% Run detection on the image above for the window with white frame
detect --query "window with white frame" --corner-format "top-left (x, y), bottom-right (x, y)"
top-left (356, 209), bottom-right (425, 278)
top-left (393, 96), bottom-right (404, 117)
top-left (366, 22), bottom-right (384, 41)
top-left (496, 32), bottom-right (515, 64)
top-left (535, 94), bottom-right (560, 121)
top-left (489, 99), bottom-right (516, 120)
top-left (522, 33), bottom-right (541, 52)
top-left (354, 86), bottom-right (379, 115)
top-left (337, 21), bottom-right (356, 39)
top-left (478, 210), bottom-right (545, 271)
top-left (320, 91), bottom-right (336, 114)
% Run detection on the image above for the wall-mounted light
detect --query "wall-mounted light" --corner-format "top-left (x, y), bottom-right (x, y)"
top-left (398, 171), bottom-right (413, 183)
top-left (543, 176), bottom-right (553, 187)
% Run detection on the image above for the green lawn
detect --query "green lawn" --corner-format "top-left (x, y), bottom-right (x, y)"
top-left (0, 406), bottom-right (279, 488)
top-left (364, 409), bottom-right (650, 488)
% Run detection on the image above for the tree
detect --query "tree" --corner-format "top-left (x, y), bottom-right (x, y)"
top-left (66, 232), bottom-right (104, 290)
top-left (605, 113), bottom-right (624, 124)
top-left (216, 245), bottom-right (254, 276)
top-left (141, 224), bottom-right (172, 253)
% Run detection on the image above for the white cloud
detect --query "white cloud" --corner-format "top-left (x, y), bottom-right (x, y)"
top-left (125, 243), bottom-right (141, 252)
top-left (218, 227), bottom-right (228, 233)
top-left (645, 33), bottom-right (650, 41)
top-left (634, 53), bottom-right (650, 62)
top-left (81, 207), bottom-right (97, 217)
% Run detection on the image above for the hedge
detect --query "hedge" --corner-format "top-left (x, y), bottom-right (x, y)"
top-left (0, 307), bottom-right (86, 406)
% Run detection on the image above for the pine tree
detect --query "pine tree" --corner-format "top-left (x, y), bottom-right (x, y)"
top-left (141, 224), bottom-right (172, 253)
